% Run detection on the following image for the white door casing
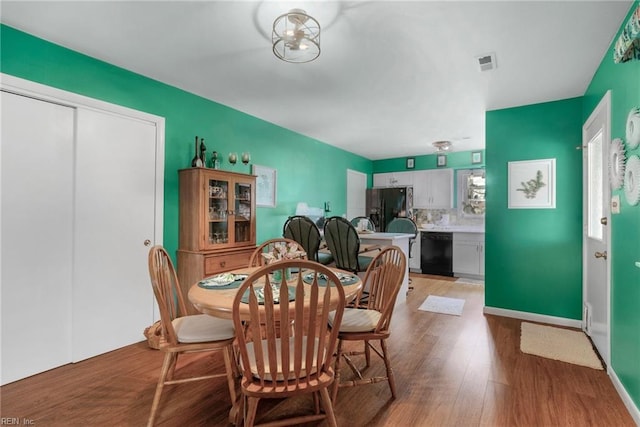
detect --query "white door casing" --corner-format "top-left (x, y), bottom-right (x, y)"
top-left (582, 90), bottom-right (611, 367)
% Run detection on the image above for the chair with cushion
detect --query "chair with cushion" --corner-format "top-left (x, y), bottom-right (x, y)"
top-left (350, 216), bottom-right (376, 232)
top-left (248, 237), bottom-right (306, 267)
top-left (232, 259), bottom-right (345, 427)
top-left (147, 246), bottom-right (237, 427)
top-left (330, 245), bottom-right (406, 401)
top-left (387, 217), bottom-right (418, 258)
top-left (283, 215), bottom-right (334, 265)
top-left (323, 216), bottom-right (380, 274)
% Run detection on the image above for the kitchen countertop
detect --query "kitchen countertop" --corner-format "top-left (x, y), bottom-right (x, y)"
top-left (418, 225), bottom-right (485, 233)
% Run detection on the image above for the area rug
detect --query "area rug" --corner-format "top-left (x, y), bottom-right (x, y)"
top-left (455, 277), bottom-right (484, 285)
top-left (520, 322), bottom-right (603, 370)
top-left (418, 295), bottom-right (465, 316)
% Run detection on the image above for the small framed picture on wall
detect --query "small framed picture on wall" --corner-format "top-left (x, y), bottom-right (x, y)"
top-left (472, 151), bottom-right (482, 164)
top-left (406, 157), bottom-right (415, 169)
top-left (437, 154), bottom-right (447, 167)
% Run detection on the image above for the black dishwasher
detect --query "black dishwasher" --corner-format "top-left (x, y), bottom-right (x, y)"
top-left (420, 232), bottom-right (453, 276)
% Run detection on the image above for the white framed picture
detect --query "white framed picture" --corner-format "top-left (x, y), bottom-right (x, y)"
top-left (508, 158), bottom-right (556, 209)
top-left (252, 164), bottom-right (277, 207)
top-left (472, 151), bottom-right (482, 164)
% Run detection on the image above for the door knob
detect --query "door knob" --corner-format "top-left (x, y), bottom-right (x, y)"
top-left (594, 251), bottom-right (607, 260)
top-left (144, 239), bottom-right (151, 247)
top-left (600, 217), bottom-right (608, 225)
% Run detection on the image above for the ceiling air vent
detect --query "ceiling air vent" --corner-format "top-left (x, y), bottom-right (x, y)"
top-left (476, 53), bottom-right (497, 72)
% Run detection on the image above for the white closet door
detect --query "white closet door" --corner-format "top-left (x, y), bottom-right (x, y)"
top-left (72, 109), bottom-right (157, 362)
top-left (1, 91), bottom-right (75, 384)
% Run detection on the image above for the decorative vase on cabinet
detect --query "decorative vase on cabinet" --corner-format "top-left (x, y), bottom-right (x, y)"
top-left (177, 168), bottom-right (256, 312)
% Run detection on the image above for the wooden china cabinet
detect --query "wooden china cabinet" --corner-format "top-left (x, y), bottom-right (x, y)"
top-left (177, 168), bottom-right (256, 312)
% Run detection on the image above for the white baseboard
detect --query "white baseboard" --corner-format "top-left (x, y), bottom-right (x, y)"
top-left (484, 305), bottom-right (640, 424)
top-left (483, 306), bottom-right (582, 328)
top-left (609, 366), bottom-right (640, 425)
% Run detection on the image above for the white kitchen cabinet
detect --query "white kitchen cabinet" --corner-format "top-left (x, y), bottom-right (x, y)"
top-left (413, 169), bottom-right (453, 208)
top-left (453, 233), bottom-right (484, 277)
top-left (373, 171), bottom-right (414, 188)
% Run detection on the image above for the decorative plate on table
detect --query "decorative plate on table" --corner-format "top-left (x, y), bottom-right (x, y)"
top-left (240, 286), bottom-right (296, 304)
top-left (303, 272), bottom-right (359, 287)
top-left (627, 107), bottom-right (640, 150)
top-left (610, 138), bottom-right (626, 190)
top-left (624, 155), bottom-right (640, 206)
top-left (198, 273), bottom-right (248, 289)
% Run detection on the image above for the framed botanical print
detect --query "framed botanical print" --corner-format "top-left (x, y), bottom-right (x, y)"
top-left (508, 158), bottom-right (556, 209)
top-left (252, 164), bottom-right (277, 207)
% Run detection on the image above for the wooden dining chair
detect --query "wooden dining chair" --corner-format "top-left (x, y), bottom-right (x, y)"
top-left (248, 237), bottom-right (307, 267)
top-left (283, 215), bottom-right (334, 265)
top-left (232, 260), bottom-right (345, 427)
top-left (147, 246), bottom-right (237, 427)
top-left (330, 245), bottom-right (406, 402)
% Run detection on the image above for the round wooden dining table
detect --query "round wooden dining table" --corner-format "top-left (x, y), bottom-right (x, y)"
top-left (188, 266), bottom-right (363, 320)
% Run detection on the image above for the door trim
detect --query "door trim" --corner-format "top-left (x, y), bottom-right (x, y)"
top-left (1, 73), bottom-right (165, 249)
top-left (581, 90), bottom-right (611, 368)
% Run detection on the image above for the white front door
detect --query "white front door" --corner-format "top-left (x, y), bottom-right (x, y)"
top-left (582, 91), bottom-right (611, 366)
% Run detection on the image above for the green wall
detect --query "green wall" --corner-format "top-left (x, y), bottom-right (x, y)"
top-left (484, 98), bottom-right (583, 318)
top-left (584, 1), bottom-right (640, 410)
top-left (0, 25), bottom-right (372, 257)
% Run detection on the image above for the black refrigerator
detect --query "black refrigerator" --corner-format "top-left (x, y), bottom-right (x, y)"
top-left (365, 187), bottom-right (413, 232)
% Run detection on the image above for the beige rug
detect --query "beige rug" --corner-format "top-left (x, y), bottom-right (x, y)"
top-left (418, 295), bottom-right (465, 316)
top-left (455, 277), bottom-right (484, 285)
top-left (520, 322), bottom-right (603, 370)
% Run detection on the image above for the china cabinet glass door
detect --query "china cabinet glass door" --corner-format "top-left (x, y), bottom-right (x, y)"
top-left (207, 178), bottom-right (230, 246)
top-left (234, 180), bottom-right (253, 243)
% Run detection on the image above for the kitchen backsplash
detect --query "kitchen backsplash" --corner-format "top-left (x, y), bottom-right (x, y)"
top-left (412, 208), bottom-right (484, 228)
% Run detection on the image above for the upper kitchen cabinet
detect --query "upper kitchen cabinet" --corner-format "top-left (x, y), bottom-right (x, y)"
top-left (373, 171), bottom-right (414, 188)
top-left (413, 169), bottom-right (453, 209)
top-left (457, 169), bottom-right (486, 217)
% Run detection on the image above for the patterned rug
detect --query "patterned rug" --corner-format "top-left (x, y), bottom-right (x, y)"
top-left (418, 295), bottom-right (465, 316)
top-left (520, 322), bottom-right (603, 370)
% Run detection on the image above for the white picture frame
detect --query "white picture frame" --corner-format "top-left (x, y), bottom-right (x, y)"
top-left (252, 164), bottom-right (277, 207)
top-left (508, 158), bottom-right (556, 209)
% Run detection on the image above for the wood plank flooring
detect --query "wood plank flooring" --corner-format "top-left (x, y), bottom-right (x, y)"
top-left (1, 274), bottom-right (635, 426)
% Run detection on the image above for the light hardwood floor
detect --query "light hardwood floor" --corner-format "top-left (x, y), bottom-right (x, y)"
top-left (1, 274), bottom-right (635, 426)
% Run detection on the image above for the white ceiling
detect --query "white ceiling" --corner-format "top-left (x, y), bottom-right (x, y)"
top-left (1, 1), bottom-right (632, 160)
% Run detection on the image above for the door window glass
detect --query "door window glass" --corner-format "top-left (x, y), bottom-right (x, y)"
top-left (587, 131), bottom-right (603, 241)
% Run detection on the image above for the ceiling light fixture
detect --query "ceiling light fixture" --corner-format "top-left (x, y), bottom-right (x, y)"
top-left (272, 9), bottom-right (320, 63)
top-left (432, 140), bottom-right (452, 152)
